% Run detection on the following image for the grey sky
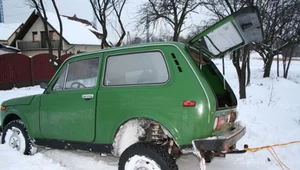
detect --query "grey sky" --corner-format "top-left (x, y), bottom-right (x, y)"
top-left (3, 0), bottom-right (143, 23)
top-left (3, 0), bottom-right (208, 43)
top-left (3, 0), bottom-right (146, 42)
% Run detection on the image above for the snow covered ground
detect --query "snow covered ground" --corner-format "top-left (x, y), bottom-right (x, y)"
top-left (1, 53), bottom-right (300, 170)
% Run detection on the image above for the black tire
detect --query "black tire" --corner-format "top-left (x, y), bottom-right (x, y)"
top-left (1, 120), bottom-right (37, 155)
top-left (118, 142), bottom-right (178, 170)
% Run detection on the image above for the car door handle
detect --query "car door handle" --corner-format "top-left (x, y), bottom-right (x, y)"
top-left (82, 94), bottom-right (94, 99)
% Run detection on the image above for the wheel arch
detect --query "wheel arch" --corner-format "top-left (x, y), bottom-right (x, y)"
top-left (111, 116), bottom-right (180, 157)
top-left (2, 113), bottom-right (22, 129)
top-left (2, 111), bottom-right (32, 136)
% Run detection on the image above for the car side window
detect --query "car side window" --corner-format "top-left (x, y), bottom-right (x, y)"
top-left (63, 57), bottom-right (100, 89)
top-left (104, 51), bottom-right (168, 86)
top-left (53, 67), bottom-right (67, 91)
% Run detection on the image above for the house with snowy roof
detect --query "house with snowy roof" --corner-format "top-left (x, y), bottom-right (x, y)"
top-left (0, 23), bottom-right (23, 45)
top-left (0, 43), bottom-right (20, 54)
top-left (10, 11), bottom-right (102, 57)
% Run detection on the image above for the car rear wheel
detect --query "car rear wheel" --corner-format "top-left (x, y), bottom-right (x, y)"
top-left (1, 120), bottom-right (37, 155)
top-left (119, 142), bottom-right (178, 170)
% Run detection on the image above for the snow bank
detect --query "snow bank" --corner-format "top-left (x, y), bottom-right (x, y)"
top-left (0, 144), bottom-right (68, 170)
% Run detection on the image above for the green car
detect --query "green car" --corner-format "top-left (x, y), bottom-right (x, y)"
top-left (0, 7), bottom-right (262, 170)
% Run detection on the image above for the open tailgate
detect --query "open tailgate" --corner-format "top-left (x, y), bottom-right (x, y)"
top-left (189, 7), bottom-right (263, 57)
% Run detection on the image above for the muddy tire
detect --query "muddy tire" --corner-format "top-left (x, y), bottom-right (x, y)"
top-left (1, 120), bottom-right (37, 155)
top-left (118, 142), bottom-right (178, 170)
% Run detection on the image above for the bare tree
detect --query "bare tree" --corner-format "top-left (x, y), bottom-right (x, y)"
top-left (26, 0), bottom-right (63, 69)
top-left (204, 0), bottom-right (300, 80)
top-left (252, 0), bottom-right (300, 77)
top-left (90, 0), bottom-right (126, 48)
top-left (137, 0), bottom-right (204, 41)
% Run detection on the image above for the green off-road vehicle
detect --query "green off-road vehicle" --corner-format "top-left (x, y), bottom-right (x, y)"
top-left (0, 7), bottom-right (263, 170)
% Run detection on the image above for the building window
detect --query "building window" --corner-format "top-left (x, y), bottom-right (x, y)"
top-left (32, 32), bottom-right (38, 41)
top-left (49, 31), bottom-right (55, 40)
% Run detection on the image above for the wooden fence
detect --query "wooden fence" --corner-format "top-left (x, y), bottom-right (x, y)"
top-left (0, 53), bottom-right (73, 90)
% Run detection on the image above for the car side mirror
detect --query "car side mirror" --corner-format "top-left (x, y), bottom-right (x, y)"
top-left (40, 82), bottom-right (48, 89)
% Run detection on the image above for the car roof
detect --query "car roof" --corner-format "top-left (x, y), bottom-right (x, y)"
top-left (70, 41), bottom-right (186, 58)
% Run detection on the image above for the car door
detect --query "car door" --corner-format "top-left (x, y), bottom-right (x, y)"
top-left (39, 56), bottom-right (100, 142)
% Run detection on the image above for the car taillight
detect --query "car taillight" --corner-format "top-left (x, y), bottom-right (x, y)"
top-left (213, 111), bottom-right (238, 131)
top-left (1, 106), bottom-right (6, 110)
top-left (183, 100), bottom-right (196, 107)
top-left (230, 111), bottom-right (238, 122)
top-left (214, 116), bottom-right (228, 130)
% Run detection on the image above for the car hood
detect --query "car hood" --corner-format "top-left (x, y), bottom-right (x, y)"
top-left (1, 95), bottom-right (36, 106)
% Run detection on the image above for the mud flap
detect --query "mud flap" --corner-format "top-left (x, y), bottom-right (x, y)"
top-left (192, 140), bottom-right (206, 170)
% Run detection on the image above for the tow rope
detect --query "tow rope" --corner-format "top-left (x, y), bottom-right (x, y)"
top-left (244, 140), bottom-right (300, 170)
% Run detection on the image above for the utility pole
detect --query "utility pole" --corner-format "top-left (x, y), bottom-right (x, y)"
top-left (146, 13), bottom-right (150, 43)
top-left (0, 0), bottom-right (4, 23)
top-left (127, 31), bottom-right (130, 44)
top-left (92, 0), bottom-right (97, 28)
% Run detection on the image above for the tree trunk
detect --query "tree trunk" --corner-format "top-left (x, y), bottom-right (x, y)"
top-left (239, 65), bottom-right (246, 99)
top-left (239, 45), bottom-right (249, 99)
top-left (246, 48), bottom-right (251, 86)
top-left (52, 0), bottom-right (62, 69)
top-left (284, 55), bottom-right (292, 78)
top-left (276, 54), bottom-right (279, 77)
top-left (172, 30), bottom-right (179, 42)
top-left (282, 54), bottom-right (287, 78)
top-left (232, 48), bottom-right (247, 99)
top-left (172, 23), bottom-right (180, 42)
top-left (283, 49), bottom-right (293, 78)
top-left (263, 54), bottom-right (274, 78)
top-left (36, 0), bottom-right (54, 68)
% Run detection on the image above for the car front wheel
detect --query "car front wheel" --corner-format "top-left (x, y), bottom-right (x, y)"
top-left (119, 142), bottom-right (178, 170)
top-left (1, 120), bottom-right (37, 155)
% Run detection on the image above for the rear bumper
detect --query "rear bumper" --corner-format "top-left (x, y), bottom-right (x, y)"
top-left (192, 121), bottom-right (246, 152)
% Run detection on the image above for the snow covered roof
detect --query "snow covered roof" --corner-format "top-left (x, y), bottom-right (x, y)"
top-left (46, 13), bottom-right (101, 45)
top-left (0, 23), bottom-right (22, 41)
top-left (0, 43), bottom-right (20, 52)
top-left (10, 11), bottom-right (102, 47)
